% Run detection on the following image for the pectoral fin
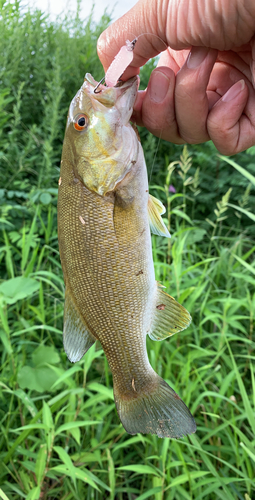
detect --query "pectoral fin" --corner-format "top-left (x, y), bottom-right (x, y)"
top-left (148, 194), bottom-right (170, 238)
top-left (148, 285), bottom-right (191, 341)
top-left (63, 289), bottom-right (96, 362)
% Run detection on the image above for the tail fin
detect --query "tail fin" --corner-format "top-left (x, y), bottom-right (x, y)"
top-left (114, 377), bottom-right (196, 438)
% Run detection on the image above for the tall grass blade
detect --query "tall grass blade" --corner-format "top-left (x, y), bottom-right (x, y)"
top-left (219, 156), bottom-right (255, 186)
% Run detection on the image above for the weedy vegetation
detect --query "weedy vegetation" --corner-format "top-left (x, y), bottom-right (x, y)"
top-left (0, 1), bottom-right (255, 499)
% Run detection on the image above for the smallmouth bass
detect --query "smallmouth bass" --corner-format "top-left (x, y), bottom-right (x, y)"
top-left (58, 74), bottom-right (196, 438)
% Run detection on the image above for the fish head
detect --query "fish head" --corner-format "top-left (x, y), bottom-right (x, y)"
top-left (65, 73), bottom-right (139, 195)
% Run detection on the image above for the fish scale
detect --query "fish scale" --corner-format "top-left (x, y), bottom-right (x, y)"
top-left (59, 153), bottom-right (154, 385)
top-left (58, 74), bottom-right (196, 437)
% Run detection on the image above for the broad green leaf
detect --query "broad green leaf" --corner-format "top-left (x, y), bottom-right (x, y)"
top-left (13, 424), bottom-right (47, 432)
top-left (17, 365), bottom-right (59, 392)
top-left (70, 426), bottom-right (80, 445)
top-left (0, 277), bottom-right (39, 304)
top-left (170, 208), bottom-right (193, 224)
top-left (118, 465), bottom-right (160, 476)
top-left (32, 345), bottom-right (60, 366)
top-left (73, 468), bottom-right (101, 491)
top-left (0, 328), bottom-right (12, 354)
top-left (40, 192), bottom-right (52, 205)
top-left (71, 451), bottom-right (101, 464)
top-left (185, 228), bottom-right (206, 245)
top-left (47, 188), bottom-right (58, 195)
top-left (53, 446), bottom-right (76, 487)
top-left (42, 401), bottom-right (54, 429)
top-left (75, 468), bottom-right (110, 491)
top-left (87, 382), bottom-right (114, 400)
top-left (35, 444), bottom-right (47, 485)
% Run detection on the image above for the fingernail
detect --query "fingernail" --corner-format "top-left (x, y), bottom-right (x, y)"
top-left (149, 70), bottom-right (169, 103)
top-left (222, 80), bottom-right (245, 102)
top-left (187, 46), bottom-right (209, 69)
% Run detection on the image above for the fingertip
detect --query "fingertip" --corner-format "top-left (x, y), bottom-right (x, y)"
top-left (208, 80), bottom-right (250, 154)
top-left (174, 47), bottom-right (217, 144)
top-left (147, 67), bottom-right (175, 103)
top-left (209, 80), bottom-right (248, 128)
top-left (120, 66), bottom-right (140, 82)
top-left (131, 90), bottom-right (146, 126)
top-left (221, 79), bottom-right (246, 103)
top-left (139, 67), bottom-right (183, 142)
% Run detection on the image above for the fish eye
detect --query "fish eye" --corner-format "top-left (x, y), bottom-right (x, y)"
top-left (73, 113), bottom-right (88, 131)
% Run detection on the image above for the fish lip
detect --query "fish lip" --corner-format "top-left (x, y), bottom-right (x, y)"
top-left (84, 73), bottom-right (139, 105)
top-left (113, 76), bottom-right (138, 90)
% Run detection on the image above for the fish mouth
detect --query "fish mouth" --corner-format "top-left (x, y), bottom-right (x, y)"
top-left (84, 73), bottom-right (139, 109)
top-left (73, 74), bottom-right (139, 197)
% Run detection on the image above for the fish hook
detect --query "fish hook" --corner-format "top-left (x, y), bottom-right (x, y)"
top-left (94, 77), bottom-right (105, 93)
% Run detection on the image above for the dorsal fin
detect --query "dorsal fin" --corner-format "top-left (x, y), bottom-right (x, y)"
top-left (148, 285), bottom-right (191, 341)
top-left (63, 289), bottom-right (96, 362)
top-left (148, 194), bottom-right (171, 238)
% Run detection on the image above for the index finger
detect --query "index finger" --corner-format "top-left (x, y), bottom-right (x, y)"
top-left (97, 2), bottom-right (168, 79)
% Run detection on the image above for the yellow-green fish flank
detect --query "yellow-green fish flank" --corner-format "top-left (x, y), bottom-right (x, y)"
top-left (57, 74), bottom-right (196, 438)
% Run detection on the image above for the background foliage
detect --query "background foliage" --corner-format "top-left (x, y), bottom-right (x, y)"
top-left (0, 1), bottom-right (254, 499)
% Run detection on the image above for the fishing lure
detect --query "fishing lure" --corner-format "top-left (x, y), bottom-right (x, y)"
top-left (105, 38), bottom-right (137, 87)
top-left (95, 33), bottom-right (167, 93)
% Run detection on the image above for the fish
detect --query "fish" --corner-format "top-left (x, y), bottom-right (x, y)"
top-left (57, 73), bottom-right (196, 438)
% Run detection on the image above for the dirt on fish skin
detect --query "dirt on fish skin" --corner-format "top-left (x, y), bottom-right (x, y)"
top-left (156, 303), bottom-right (166, 310)
top-left (58, 73), bottom-right (196, 438)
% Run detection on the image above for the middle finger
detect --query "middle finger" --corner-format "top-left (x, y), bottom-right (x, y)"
top-left (174, 47), bottom-right (218, 143)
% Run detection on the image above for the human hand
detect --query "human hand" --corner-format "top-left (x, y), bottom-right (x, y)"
top-left (97, 0), bottom-right (255, 154)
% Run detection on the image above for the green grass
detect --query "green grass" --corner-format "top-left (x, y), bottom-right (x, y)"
top-left (1, 153), bottom-right (254, 500)
top-left (0, 1), bottom-right (255, 499)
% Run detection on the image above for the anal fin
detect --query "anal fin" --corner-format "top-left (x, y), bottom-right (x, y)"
top-left (148, 194), bottom-right (171, 238)
top-left (63, 289), bottom-right (96, 362)
top-left (149, 285), bottom-right (191, 341)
